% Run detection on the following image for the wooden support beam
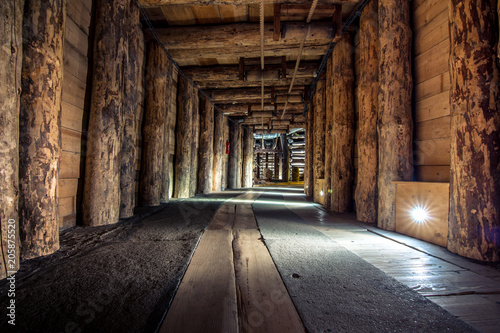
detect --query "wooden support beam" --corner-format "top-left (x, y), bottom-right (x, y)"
top-left (332, 4), bottom-right (343, 42)
top-left (331, 33), bottom-right (354, 213)
top-left (194, 77), bottom-right (313, 89)
top-left (255, 129), bottom-right (288, 134)
top-left (274, 4), bottom-right (281, 42)
top-left (210, 88), bottom-right (302, 103)
top-left (448, 0), bottom-right (500, 261)
top-left (121, 1), bottom-right (142, 217)
top-left (138, 0), bottom-right (358, 8)
top-left (190, 92), bottom-right (200, 197)
top-left (377, 0), bottom-right (413, 230)
top-left (0, 0), bottom-right (22, 277)
top-left (242, 128), bottom-right (254, 188)
top-left (161, 56), bottom-right (175, 203)
top-left (355, 0), bottom-right (378, 223)
top-left (140, 41), bottom-right (169, 206)
top-left (305, 103), bottom-right (314, 197)
top-left (324, 56), bottom-right (334, 210)
top-left (198, 97), bottom-right (215, 194)
top-left (212, 112), bottom-right (225, 192)
top-left (174, 76), bottom-right (194, 198)
top-left (313, 78), bottom-right (326, 199)
top-left (228, 122), bottom-right (242, 189)
top-left (83, 0), bottom-right (126, 227)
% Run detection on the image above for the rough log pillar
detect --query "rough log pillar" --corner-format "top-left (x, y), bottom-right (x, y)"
top-left (242, 127), bottom-right (254, 188)
top-left (19, 0), bottom-right (65, 258)
top-left (120, 0), bottom-right (141, 216)
top-left (313, 78), bottom-right (326, 193)
top-left (355, 0), bottom-right (379, 223)
top-left (222, 118), bottom-right (230, 189)
top-left (281, 134), bottom-right (289, 182)
top-left (0, 0), bottom-right (23, 277)
top-left (140, 41), bottom-right (169, 206)
top-left (324, 56), bottom-right (334, 210)
top-left (448, 0), bottom-right (500, 261)
top-left (305, 104), bottom-right (314, 197)
top-left (198, 97), bottom-right (214, 194)
top-left (212, 111), bottom-right (224, 191)
top-left (161, 58), bottom-right (175, 202)
top-left (331, 33), bottom-right (355, 213)
top-left (174, 76), bottom-right (194, 198)
top-left (189, 92), bottom-right (200, 197)
top-left (228, 122), bottom-right (242, 189)
top-left (83, 0), bottom-right (126, 226)
top-left (377, 0), bottom-right (413, 230)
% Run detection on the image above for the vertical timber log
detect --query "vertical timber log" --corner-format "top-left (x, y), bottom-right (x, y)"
top-left (161, 58), bottom-right (174, 202)
top-left (174, 76), bottom-right (193, 198)
top-left (222, 118), bottom-right (230, 190)
top-left (198, 97), bottom-right (214, 194)
top-left (228, 122), bottom-right (241, 189)
top-left (305, 104), bottom-right (314, 197)
top-left (19, 0), bottom-right (65, 257)
top-left (281, 134), bottom-right (289, 182)
top-left (331, 33), bottom-right (355, 213)
top-left (83, 0), bottom-right (126, 226)
top-left (313, 78), bottom-right (326, 191)
top-left (120, 0), bottom-right (141, 216)
top-left (448, 0), bottom-right (500, 261)
top-left (242, 127), bottom-right (254, 188)
top-left (324, 56), bottom-right (334, 210)
top-left (0, 0), bottom-right (23, 277)
top-left (190, 92), bottom-right (200, 197)
top-left (355, 0), bottom-right (379, 223)
top-left (377, 0), bottom-right (413, 230)
top-left (212, 111), bottom-right (224, 191)
top-left (140, 41), bottom-right (168, 206)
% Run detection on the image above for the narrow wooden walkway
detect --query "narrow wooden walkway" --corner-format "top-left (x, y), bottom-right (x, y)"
top-left (159, 192), bottom-right (305, 333)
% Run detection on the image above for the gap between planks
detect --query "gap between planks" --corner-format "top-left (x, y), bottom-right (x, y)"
top-left (159, 191), bottom-right (305, 333)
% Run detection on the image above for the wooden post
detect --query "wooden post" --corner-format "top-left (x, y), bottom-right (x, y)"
top-left (140, 41), bottom-right (169, 206)
top-left (355, 0), bottom-right (378, 223)
top-left (305, 104), bottom-right (314, 197)
top-left (222, 118), bottom-right (230, 190)
top-left (324, 56), bottom-right (334, 210)
top-left (313, 78), bottom-right (326, 188)
top-left (281, 134), bottom-right (289, 182)
top-left (190, 91), bottom-right (200, 197)
top-left (377, 0), bottom-right (413, 230)
top-left (242, 127), bottom-right (254, 188)
top-left (19, 0), bottom-right (65, 258)
top-left (174, 76), bottom-right (193, 198)
top-left (228, 122), bottom-right (241, 189)
top-left (198, 97), bottom-right (214, 194)
top-left (212, 111), bottom-right (224, 192)
top-left (83, 0), bottom-right (127, 226)
top-left (331, 33), bottom-right (355, 213)
top-left (448, 0), bottom-right (500, 261)
top-left (121, 0), bottom-right (142, 216)
top-left (0, 0), bottom-right (23, 277)
top-left (161, 58), bottom-right (175, 202)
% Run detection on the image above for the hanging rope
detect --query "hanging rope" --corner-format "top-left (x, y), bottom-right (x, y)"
top-left (260, 0), bottom-right (265, 146)
top-left (306, 0), bottom-right (319, 23)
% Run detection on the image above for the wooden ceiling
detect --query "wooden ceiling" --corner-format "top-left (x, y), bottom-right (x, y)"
top-left (137, 0), bottom-right (362, 132)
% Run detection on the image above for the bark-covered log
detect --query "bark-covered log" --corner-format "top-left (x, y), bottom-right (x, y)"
top-left (281, 134), bottom-right (289, 182)
top-left (174, 76), bottom-right (193, 198)
top-left (305, 104), bottom-right (314, 197)
top-left (331, 33), bottom-right (355, 213)
top-left (355, 0), bottom-right (378, 223)
top-left (140, 41), bottom-right (169, 206)
top-left (324, 56), bottom-right (334, 210)
top-left (189, 91), bottom-right (200, 197)
top-left (377, 0), bottom-right (413, 230)
top-left (83, 0), bottom-right (127, 226)
top-left (198, 97), bottom-right (214, 194)
top-left (228, 122), bottom-right (242, 189)
top-left (212, 111), bottom-right (225, 191)
top-left (222, 117), bottom-right (230, 190)
top-left (0, 0), bottom-right (23, 278)
top-left (448, 0), bottom-right (500, 261)
top-left (313, 78), bottom-right (326, 185)
top-left (161, 56), bottom-right (175, 202)
top-left (242, 127), bottom-right (254, 188)
top-left (19, 0), bottom-right (65, 258)
top-left (120, 0), bottom-right (142, 217)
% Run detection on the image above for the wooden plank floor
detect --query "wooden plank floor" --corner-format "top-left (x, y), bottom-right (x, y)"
top-left (159, 192), bottom-right (305, 333)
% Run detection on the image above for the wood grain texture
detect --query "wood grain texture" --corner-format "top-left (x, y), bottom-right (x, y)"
top-left (324, 56), bottom-right (334, 210)
top-left (140, 41), bottom-right (169, 206)
top-left (161, 56), bottom-right (175, 202)
top-left (198, 97), bottom-right (215, 194)
top-left (331, 33), bottom-right (355, 213)
top-left (313, 78), bottom-right (326, 185)
top-left (213, 111), bottom-right (225, 191)
top-left (174, 76), bottom-right (194, 198)
top-left (0, 0), bottom-right (23, 278)
top-left (228, 121), bottom-right (242, 189)
top-left (305, 104), bottom-right (314, 197)
top-left (355, 0), bottom-right (378, 223)
top-left (189, 90), bottom-right (200, 197)
top-left (377, 0), bottom-right (413, 231)
top-left (448, 0), bottom-right (500, 261)
top-left (242, 127), bottom-right (254, 188)
top-left (19, 0), bottom-right (65, 258)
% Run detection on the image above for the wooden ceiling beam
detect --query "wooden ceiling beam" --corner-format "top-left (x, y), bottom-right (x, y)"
top-left (218, 103), bottom-right (304, 114)
top-left (193, 77), bottom-right (313, 89)
top-left (138, 0), bottom-right (358, 8)
top-left (208, 88), bottom-right (302, 103)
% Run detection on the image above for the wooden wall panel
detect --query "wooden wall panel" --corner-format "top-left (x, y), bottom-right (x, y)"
top-left (413, 0), bottom-right (451, 182)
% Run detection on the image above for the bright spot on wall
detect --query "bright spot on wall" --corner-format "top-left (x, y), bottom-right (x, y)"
top-left (320, 190), bottom-right (324, 197)
top-left (411, 206), bottom-right (429, 223)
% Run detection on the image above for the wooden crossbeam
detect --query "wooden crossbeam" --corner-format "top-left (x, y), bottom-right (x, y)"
top-left (138, 0), bottom-right (357, 7)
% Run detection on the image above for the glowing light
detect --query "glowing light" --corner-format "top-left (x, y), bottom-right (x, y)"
top-left (411, 206), bottom-right (429, 223)
top-left (320, 190), bottom-right (324, 197)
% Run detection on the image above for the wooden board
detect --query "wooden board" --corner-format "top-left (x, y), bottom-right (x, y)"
top-left (415, 116), bottom-right (450, 141)
top-left (394, 181), bottom-right (449, 247)
top-left (414, 138), bottom-right (451, 166)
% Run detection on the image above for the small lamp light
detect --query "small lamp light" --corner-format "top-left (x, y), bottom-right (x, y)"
top-left (411, 206), bottom-right (428, 223)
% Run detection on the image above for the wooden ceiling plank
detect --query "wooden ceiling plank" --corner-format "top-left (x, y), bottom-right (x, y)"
top-left (138, 1), bottom-right (359, 7)
top-left (160, 5), bottom-right (196, 25)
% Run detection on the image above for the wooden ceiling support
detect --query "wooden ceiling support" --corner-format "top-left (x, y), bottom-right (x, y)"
top-left (138, 0), bottom-right (358, 7)
top-left (274, 4), bottom-right (281, 41)
top-left (333, 4), bottom-right (343, 42)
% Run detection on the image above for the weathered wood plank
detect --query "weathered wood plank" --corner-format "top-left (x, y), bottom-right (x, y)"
top-left (414, 138), bottom-right (450, 166)
top-left (415, 90), bottom-right (450, 123)
top-left (415, 116), bottom-right (450, 141)
top-left (415, 166), bottom-right (450, 182)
